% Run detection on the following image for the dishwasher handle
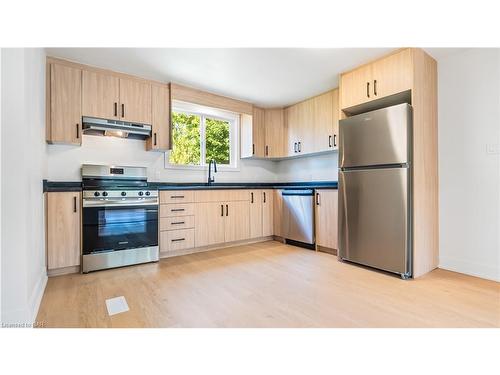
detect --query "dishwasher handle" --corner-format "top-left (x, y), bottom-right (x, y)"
top-left (281, 189), bottom-right (314, 196)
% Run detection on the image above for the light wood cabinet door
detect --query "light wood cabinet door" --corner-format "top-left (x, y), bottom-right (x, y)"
top-left (252, 107), bottom-right (266, 158)
top-left (371, 49), bottom-right (413, 100)
top-left (147, 84), bottom-right (170, 151)
top-left (262, 190), bottom-right (274, 237)
top-left (224, 201), bottom-right (250, 243)
top-left (297, 98), bottom-right (315, 154)
top-left (264, 108), bottom-right (285, 158)
top-left (249, 191), bottom-right (263, 238)
top-left (315, 189), bottom-right (338, 250)
top-left (273, 190), bottom-right (284, 237)
top-left (285, 104), bottom-right (300, 156)
top-left (314, 90), bottom-right (339, 152)
top-left (82, 70), bottom-right (119, 120)
top-left (119, 78), bottom-right (152, 124)
top-left (340, 63), bottom-right (373, 110)
top-left (195, 202), bottom-right (225, 247)
top-left (47, 192), bottom-right (81, 270)
top-left (48, 63), bottom-right (82, 145)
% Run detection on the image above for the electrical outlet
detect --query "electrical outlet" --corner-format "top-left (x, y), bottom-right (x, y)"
top-left (486, 144), bottom-right (500, 155)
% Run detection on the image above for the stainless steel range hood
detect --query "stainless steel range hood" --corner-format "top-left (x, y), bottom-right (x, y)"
top-left (82, 117), bottom-right (152, 140)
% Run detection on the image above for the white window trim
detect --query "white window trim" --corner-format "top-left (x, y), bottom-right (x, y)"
top-left (164, 100), bottom-right (240, 171)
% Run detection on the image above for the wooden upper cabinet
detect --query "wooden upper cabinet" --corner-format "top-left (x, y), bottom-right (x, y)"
top-left (371, 49), bottom-right (412, 100)
top-left (47, 63), bottom-right (82, 145)
top-left (297, 99), bottom-right (315, 154)
top-left (119, 78), bottom-right (152, 124)
top-left (82, 70), bottom-right (119, 119)
top-left (340, 63), bottom-right (373, 110)
top-left (264, 108), bottom-right (285, 158)
top-left (147, 84), bottom-right (170, 151)
top-left (340, 49), bottom-right (414, 111)
top-left (313, 90), bottom-right (337, 152)
top-left (285, 104), bottom-right (300, 156)
top-left (315, 189), bottom-right (338, 250)
top-left (46, 192), bottom-right (81, 270)
top-left (252, 107), bottom-right (266, 158)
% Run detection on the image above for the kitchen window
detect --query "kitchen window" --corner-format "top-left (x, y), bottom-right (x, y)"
top-left (166, 101), bottom-right (239, 170)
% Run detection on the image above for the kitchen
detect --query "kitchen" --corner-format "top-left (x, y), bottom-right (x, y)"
top-left (3, 0), bottom-right (500, 370)
top-left (2, 47), bottom-right (499, 329)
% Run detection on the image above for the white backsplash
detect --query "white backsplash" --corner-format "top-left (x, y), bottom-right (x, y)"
top-left (274, 152), bottom-right (339, 182)
top-left (47, 135), bottom-right (338, 183)
top-left (47, 135), bottom-right (279, 182)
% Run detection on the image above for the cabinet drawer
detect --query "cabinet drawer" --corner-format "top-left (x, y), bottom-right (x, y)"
top-left (194, 189), bottom-right (250, 202)
top-left (160, 215), bottom-right (195, 231)
top-left (160, 229), bottom-right (195, 252)
top-left (160, 190), bottom-right (194, 204)
top-left (160, 203), bottom-right (195, 217)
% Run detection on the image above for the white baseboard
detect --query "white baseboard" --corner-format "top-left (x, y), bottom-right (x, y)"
top-left (439, 256), bottom-right (500, 282)
top-left (29, 268), bottom-right (48, 324)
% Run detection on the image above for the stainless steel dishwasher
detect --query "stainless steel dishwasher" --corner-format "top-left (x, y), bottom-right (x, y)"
top-left (282, 189), bottom-right (315, 247)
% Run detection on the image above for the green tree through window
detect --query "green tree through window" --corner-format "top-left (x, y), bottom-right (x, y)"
top-left (170, 112), bottom-right (201, 165)
top-left (205, 117), bottom-right (230, 165)
top-left (169, 111), bottom-right (231, 166)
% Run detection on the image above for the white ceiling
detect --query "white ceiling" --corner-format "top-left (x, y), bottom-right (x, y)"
top-left (45, 48), bottom-right (464, 108)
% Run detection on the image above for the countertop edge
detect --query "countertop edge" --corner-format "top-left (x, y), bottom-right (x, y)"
top-left (43, 180), bottom-right (338, 192)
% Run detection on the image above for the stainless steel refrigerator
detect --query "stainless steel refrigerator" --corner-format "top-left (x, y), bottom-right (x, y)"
top-left (338, 103), bottom-right (412, 279)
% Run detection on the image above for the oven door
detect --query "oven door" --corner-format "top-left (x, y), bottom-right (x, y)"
top-left (82, 203), bottom-right (158, 255)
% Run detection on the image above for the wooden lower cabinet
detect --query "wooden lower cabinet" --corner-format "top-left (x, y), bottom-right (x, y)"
top-left (262, 190), bottom-right (274, 237)
top-left (315, 189), bottom-right (338, 250)
top-left (46, 192), bottom-right (81, 270)
top-left (249, 191), bottom-right (263, 238)
top-left (161, 189), bottom-right (273, 253)
top-left (195, 202), bottom-right (226, 247)
top-left (224, 201), bottom-right (250, 242)
top-left (273, 190), bottom-right (284, 237)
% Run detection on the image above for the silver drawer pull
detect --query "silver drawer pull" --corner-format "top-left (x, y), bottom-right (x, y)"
top-left (171, 238), bottom-right (185, 242)
top-left (171, 208), bottom-right (185, 212)
top-left (171, 195), bottom-right (185, 199)
top-left (171, 221), bottom-right (185, 225)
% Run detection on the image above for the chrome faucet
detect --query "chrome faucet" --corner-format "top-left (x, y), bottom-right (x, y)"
top-left (208, 159), bottom-right (217, 185)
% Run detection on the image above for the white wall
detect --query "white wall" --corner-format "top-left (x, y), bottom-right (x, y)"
top-left (275, 152), bottom-right (338, 182)
top-left (438, 49), bottom-right (500, 281)
top-left (1, 48), bottom-right (48, 325)
top-left (47, 136), bottom-right (278, 183)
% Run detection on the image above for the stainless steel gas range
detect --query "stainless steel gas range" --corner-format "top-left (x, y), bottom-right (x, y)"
top-left (81, 164), bottom-right (159, 273)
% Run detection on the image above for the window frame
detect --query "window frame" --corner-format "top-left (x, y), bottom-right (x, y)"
top-left (165, 100), bottom-right (240, 171)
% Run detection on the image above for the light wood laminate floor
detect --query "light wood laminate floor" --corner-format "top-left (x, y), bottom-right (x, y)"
top-left (36, 241), bottom-right (500, 328)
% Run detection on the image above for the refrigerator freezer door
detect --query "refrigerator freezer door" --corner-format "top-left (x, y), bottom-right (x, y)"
top-left (339, 167), bottom-right (410, 275)
top-left (339, 103), bottom-right (412, 168)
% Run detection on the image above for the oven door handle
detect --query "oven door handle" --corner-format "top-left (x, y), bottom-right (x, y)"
top-left (83, 199), bottom-right (158, 207)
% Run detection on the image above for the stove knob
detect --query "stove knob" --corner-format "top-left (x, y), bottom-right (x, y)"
top-left (102, 191), bottom-right (108, 197)
top-left (121, 191), bottom-right (127, 196)
top-left (145, 191), bottom-right (151, 196)
top-left (94, 191), bottom-right (100, 197)
top-left (138, 191), bottom-right (144, 196)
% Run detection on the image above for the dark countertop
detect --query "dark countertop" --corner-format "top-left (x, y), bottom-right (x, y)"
top-left (43, 180), bottom-right (337, 192)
